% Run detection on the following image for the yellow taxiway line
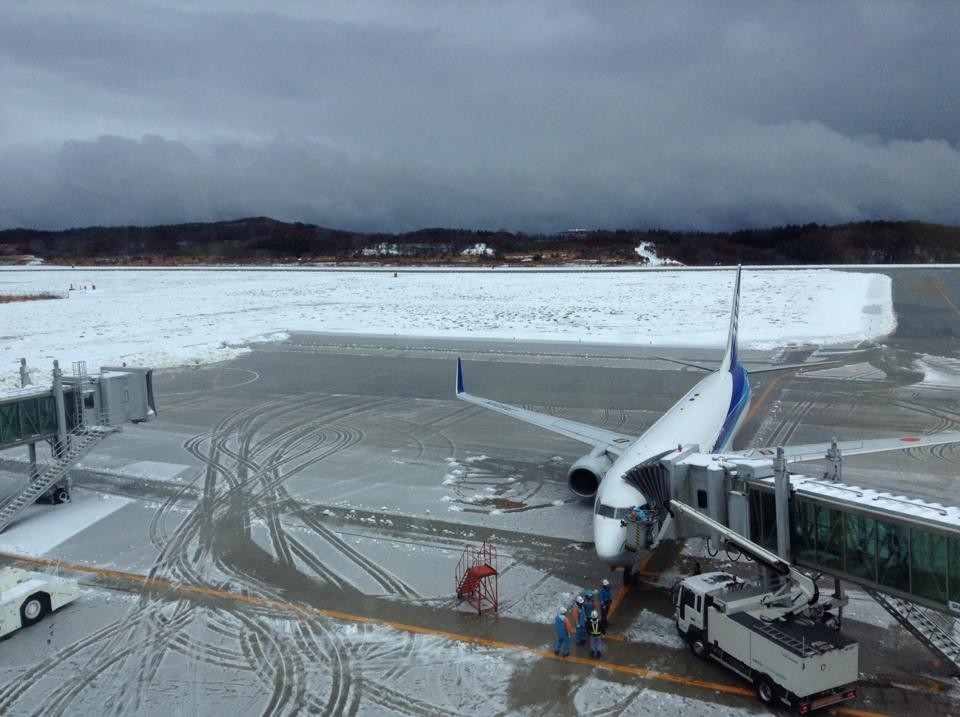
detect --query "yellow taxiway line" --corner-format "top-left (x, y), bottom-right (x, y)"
top-left (929, 277), bottom-right (960, 320)
top-left (0, 550), bottom-right (891, 714)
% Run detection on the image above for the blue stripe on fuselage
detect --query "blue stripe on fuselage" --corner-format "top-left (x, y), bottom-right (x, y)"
top-left (712, 363), bottom-right (750, 452)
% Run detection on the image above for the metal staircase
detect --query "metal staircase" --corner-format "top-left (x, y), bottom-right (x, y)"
top-left (0, 421), bottom-right (119, 533)
top-left (455, 541), bottom-right (499, 615)
top-left (867, 589), bottom-right (960, 674)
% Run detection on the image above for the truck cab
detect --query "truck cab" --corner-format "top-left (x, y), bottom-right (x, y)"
top-left (673, 572), bottom-right (735, 656)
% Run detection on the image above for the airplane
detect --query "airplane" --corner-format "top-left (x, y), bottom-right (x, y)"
top-left (455, 266), bottom-right (960, 581)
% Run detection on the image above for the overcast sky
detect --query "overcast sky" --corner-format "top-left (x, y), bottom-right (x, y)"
top-left (1, 1), bottom-right (958, 232)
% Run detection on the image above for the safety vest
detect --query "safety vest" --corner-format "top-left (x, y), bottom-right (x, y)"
top-left (589, 618), bottom-right (602, 636)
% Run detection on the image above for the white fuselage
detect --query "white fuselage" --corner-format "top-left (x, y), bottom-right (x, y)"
top-left (593, 368), bottom-right (750, 565)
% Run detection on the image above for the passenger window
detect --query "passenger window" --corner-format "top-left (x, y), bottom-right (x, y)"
top-left (696, 595), bottom-right (702, 613)
top-left (683, 588), bottom-right (696, 609)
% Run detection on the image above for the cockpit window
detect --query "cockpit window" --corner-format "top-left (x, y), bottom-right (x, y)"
top-left (595, 503), bottom-right (632, 519)
top-left (596, 503), bottom-right (615, 518)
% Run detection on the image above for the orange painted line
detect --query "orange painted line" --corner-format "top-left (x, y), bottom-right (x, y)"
top-left (633, 550), bottom-right (661, 580)
top-left (608, 584), bottom-right (630, 619)
top-left (743, 371), bottom-right (790, 425)
top-left (0, 550), bottom-right (764, 701)
top-left (929, 278), bottom-right (960, 320)
top-left (835, 707), bottom-right (889, 717)
top-left (608, 549), bottom-right (658, 620)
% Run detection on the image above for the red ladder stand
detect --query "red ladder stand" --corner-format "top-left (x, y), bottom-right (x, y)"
top-left (455, 541), bottom-right (499, 615)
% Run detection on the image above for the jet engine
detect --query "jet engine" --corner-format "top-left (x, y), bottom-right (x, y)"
top-left (566, 449), bottom-right (614, 498)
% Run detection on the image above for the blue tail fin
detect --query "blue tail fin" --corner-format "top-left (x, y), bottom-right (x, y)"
top-left (456, 357), bottom-right (465, 394)
top-left (720, 266), bottom-right (742, 373)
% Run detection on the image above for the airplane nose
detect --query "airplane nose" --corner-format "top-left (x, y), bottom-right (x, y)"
top-left (593, 517), bottom-right (628, 564)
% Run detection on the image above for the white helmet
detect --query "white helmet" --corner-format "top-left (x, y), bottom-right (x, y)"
top-left (559, 607), bottom-right (566, 615)
top-left (576, 596), bottom-right (584, 605)
top-left (591, 610), bottom-right (598, 619)
top-left (602, 578), bottom-right (610, 587)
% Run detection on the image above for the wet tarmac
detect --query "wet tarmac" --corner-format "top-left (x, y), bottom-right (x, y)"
top-left (0, 267), bottom-right (958, 715)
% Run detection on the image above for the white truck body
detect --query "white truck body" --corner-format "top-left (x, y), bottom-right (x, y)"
top-left (676, 571), bottom-right (858, 712)
top-left (0, 567), bottom-right (80, 637)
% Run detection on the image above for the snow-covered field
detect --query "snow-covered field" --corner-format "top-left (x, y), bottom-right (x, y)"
top-left (1, 267), bottom-right (894, 389)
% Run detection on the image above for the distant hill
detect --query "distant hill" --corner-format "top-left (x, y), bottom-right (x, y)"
top-left (1, 217), bottom-right (958, 265)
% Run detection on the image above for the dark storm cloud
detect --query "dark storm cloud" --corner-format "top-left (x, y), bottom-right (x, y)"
top-left (1, 1), bottom-right (958, 231)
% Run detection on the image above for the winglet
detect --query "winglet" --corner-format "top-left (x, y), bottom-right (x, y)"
top-left (456, 357), bottom-right (465, 395)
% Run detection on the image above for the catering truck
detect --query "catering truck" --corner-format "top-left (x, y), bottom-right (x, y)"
top-left (659, 501), bottom-right (859, 712)
top-left (0, 567), bottom-right (80, 637)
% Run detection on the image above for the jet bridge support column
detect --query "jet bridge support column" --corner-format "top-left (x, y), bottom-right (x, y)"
top-left (823, 439), bottom-right (846, 625)
top-left (51, 360), bottom-right (71, 500)
top-left (826, 437), bottom-right (842, 482)
top-left (773, 446), bottom-right (790, 562)
top-left (52, 360), bottom-right (67, 457)
top-left (20, 359), bottom-right (38, 481)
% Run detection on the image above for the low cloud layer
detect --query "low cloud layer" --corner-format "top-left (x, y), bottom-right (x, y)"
top-left (1, 1), bottom-right (958, 232)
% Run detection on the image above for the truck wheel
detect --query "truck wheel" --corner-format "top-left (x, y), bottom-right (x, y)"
top-left (755, 675), bottom-right (778, 705)
top-left (56, 489), bottom-right (69, 504)
top-left (688, 632), bottom-right (708, 659)
top-left (20, 593), bottom-right (47, 627)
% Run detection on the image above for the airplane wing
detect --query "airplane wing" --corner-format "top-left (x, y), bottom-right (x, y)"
top-left (735, 432), bottom-right (960, 463)
top-left (744, 361), bottom-right (839, 375)
top-left (656, 356), bottom-right (838, 374)
top-left (655, 356), bottom-right (714, 372)
top-left (455, 358), bottom-right (635, 455)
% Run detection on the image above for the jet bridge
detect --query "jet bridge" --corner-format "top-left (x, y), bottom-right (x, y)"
top-left (0, 360), bottom-right (156, 532)
top-left (0, 365), bottom-right (155, 451)
top-left (644, 446), bottom-right (960, 672)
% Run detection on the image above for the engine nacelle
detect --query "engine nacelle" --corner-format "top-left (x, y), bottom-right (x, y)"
top-left (567, 451), bottom-right (614, 498)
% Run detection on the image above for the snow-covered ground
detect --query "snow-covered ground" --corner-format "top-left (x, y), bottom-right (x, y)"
top-left (0, 489), bottom-right (129, 555)
top-left (914, 354), bottom-right (960, 388)
top-left (1, 267), bottom-right (894, 390)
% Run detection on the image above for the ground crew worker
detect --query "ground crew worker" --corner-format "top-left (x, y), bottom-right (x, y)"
top-left (585, 587), bottom-right (595, 614)
top-left (588, 609), bottom-right (605, 658)
top-left (553, 607), bottom-right (573, 657)
top-left (599, 578), bottom-right (613, 627)
top-left (572, 595), bottom-right (587, 645)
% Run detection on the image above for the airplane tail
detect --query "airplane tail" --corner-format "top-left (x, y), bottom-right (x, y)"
top-left (719, 266), bottom-right (742, 373)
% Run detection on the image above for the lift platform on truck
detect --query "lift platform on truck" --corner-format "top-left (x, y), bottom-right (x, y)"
top-left (645, 500), bottom-right (859, 712)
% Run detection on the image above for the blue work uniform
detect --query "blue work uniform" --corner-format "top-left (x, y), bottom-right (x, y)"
top-left (574, 604), bottom-right (587, 644)
top-left (554, 614), bottom-right (571, 656)
top-left (599, 584), bottom-right (613, 625)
